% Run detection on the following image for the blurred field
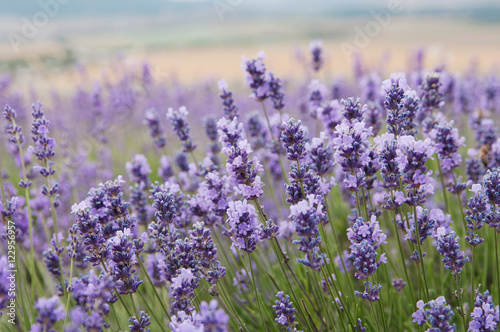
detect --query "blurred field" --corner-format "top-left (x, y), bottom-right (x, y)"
top-left (0, 14), bottom-right (499, 93)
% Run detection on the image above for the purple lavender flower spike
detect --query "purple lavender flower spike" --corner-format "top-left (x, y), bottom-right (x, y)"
top-left (144, 108), bottom-right (166, 148)
top-left (30, 296), bottom-right (65, 332)
top-left (308, 80), bottom-right (327, 119)
top-left (355, 281), bottom-right (382, 302)
top-left (290, 195), bottom-right (326, 270)
top-left (420, 72), bottom-right (445, 115)
top-left (469, 289), bottom-right (499, 331)
top-left (167, 106), bottom-right (197, 153)
top-left (309, 39), bottom-right (324, 72)
top-left (281, 118), bottom-right (307, 161)
top-left (484, 168), bottom-right (500, 206)
top-left (241, 51), bottom-right (269, 101)
top-left (347, 215), bottom-right (387, 279)
top-left (465, 184), bottom-right (488, 246)
top-left (268, 72), bottom-right (285, 111)
top-left (412, 296), bottom-right (456, 331)
top-left (429, 119), bottom-right (465, 174)
top-left (273, 291), bottom-right (302, 332)
top-left (226, 200), bottom-right (261, 253)
top-left (435, 227), bottom-right (469, 281)
top-left (129, 311), bottom-right (151, 332)
top-left (199, 299), bottom-right (229, 332)
top-left (392, 278), bottom-right (406, 293)
top-left (218, 80), bottom-right (239, 119)
top-left (169, 268), bottom-right (199, 315)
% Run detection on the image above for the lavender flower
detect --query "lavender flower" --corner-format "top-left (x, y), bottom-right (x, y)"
top-left (30, 296), bottom-right (65, 332)
top-left (226, 200), bottom-right (261, 253)
top-left (241, 51), bottom-right (268, 101)
top-left (108, 228), bottom-right (143, 294)
top-left (469, 289), bottom-right (499, 331)
top-left (69, 270), bottom-right (116, 331)
top-left (129, 311), bottom-right (151, 332)
top-left (420, 72), bottom-right (445, 115)
top-left (144, 108), bottom-right (166, 148)
top-left (392, 278), bottom-right (406, 293)
top-left (218, 80), bottom-right (239, 119)
top-left (347, 215), bottom-right (387, 279)
top-left (222, 139), bottom-right (264, 200)
top-left (429, 119), bottom-right (465, 173)
top-left (435, 227), bottom-right (469, 280)
top-left (199, 299), bottom-right (229, 332)
top-left (309, 39), bottom-right (324, 72)
top-left (466, 184), bottom-right (488, 246)
top-left (273, 291), bottom-right (301, 332)
top-left (307, 132), bottom-right (334, 176)
top-left (167, 106), bottom-right (197, 153)
top-left (290, 195), bottom-right (326, 270)
top-left (412, 296), bottom-right (455, 331)
top-left (484, 168), bottom-right (500, 205)
top-left (355, 281), bottom-right (382, 302)
top-left (268, 72), bottom-right (285, 111)
top-left (281, 118), bottom-right (306, 161)
top-left (332, 120), bottom-right (373, 191)
top-left (169, 268), bottom-right (199, 315)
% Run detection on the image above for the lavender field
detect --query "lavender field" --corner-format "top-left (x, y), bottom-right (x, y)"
top-left (1, 3), bottom-right (500, 331)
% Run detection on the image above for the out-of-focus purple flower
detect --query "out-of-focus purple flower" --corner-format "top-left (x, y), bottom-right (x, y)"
top-left (268, 72), bottom-right (285, 111)
top-left (392, 278), bottom-right (406, 293)
top-left (218, 80), bottom-right (239, 119)
top-left (241, 51), bottom-right (269, 101)
top-left (169, 311), bottom-right (203, 332)
top-left (217, 116), bottom-right (245, 149)
top-left (199, 299), bottom-right (229, 332)
top-left (30, 296), bottom-right (65, 332)
top-left (308, 80), bottom-right (327, 119)
top-left (158, 155), bottom-right (174, 182)
top-left (412, 296), bottom-right (455, 331)
top-left (144, 108), bottom-right (166, 148)
top-left (420, 72), bottom-right (445, 115)
top-left (309, 39), bottom-right (324, 72)
top-left (319, 100), bottom-right (343, 138)
top-left (429, 119), bottom-right (465, 173)
top-left (167, 106), bottom-right (197, 153)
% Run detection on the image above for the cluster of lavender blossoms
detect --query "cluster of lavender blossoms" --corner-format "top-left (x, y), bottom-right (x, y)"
top-left (4, 41), bottom-right (500, 332)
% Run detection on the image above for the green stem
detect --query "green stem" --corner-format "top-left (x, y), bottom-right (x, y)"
top-left (62, 257), bottom-right (75, 331)
top-left (137, 255), bottom-right (170, 320)
top-left (130, 293), bottom-right (140, 320)
top-left (247, 253), bottom-right (265, 328)
top-left (12, 118), bottom-right (36, 311)
top-left (436, 159), bottom-right (450, 214)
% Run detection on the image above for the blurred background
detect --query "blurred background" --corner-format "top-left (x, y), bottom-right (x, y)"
top-left (0, 0), bottom-right (499, 93)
